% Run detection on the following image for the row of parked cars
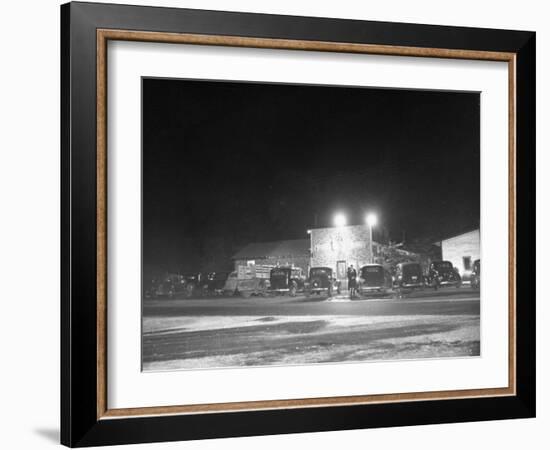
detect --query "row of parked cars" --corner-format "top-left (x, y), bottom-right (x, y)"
top-left (257, 259), bottom-right (479, 299)
top-left (390, 259), bottom-right (480, 293)
top-left (146, 259), bottom-right (480, 299)
top-left (146, 272), bottom-right (227, 299)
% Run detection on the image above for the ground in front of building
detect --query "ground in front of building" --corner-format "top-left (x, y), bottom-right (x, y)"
top-left (142, 288), bottom-right (480, 371)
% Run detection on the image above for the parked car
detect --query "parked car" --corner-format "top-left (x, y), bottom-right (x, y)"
top-left (222, 272), bottom-right (268, 297)
top-left (201, 271), bottom-right (230, 295)
top-left (394, 262), bottom-right (425, 291)
top-left (222, 272), bottom-right (239, 296)
top-left (148, 273), bottom-right (187, 299)
top-left (181, 272), bottom-right (205, 298)
top-left (357, 264), bottom-right (393, 296)
top-left (238, 277), bottom-right (269, 297)
top-left (470, 259), bottom-right (480, 290)
top-left (306, 267), bottom-right (340, 296)
top-left (426, 261), bottom-right (462, 290)
top-left (269, 267), bottom-right (306, 296)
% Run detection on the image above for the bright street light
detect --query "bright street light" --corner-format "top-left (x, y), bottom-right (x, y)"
top-left (366, 213), bottom-right (378, 263)
top-left (366, 213), bottom-right (378, 228)
top-left (334, 213), bottom-right (347, 227)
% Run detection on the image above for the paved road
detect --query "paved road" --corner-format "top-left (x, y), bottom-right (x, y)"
top-left (142, 288), bottom-right (480, 370)
top-left (143, 288), bottom-right (480, 318)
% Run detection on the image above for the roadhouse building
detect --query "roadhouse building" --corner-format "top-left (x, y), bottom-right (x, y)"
top-left (310, 224), bottom-right (374, 283)
top-left (437, 228), bottom-right (480, 279)
top-left (232, 224), bottom-right (385, 284)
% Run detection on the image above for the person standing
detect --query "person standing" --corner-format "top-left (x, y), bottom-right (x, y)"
top-left (347, 264), bottom-right (357, 299)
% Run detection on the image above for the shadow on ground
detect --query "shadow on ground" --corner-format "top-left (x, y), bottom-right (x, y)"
top-left (34, 428), bottom-right (59, 444)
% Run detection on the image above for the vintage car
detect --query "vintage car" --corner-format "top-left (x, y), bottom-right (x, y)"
top-left (201, 271), bottom-right (230, 296)
top-left (306, 267), bottom-right (341, 296)
top-left (470, 259), bottom-right (480, 290)
top-left (180, 272), bottom-right (205, 298)
top-left (222, 272), bottom-right (268, 297)
top-left (394, 262), bottom-right (425, 290)
top-left (269, 267), bottom-right (306, 296)
top-left (426, 261), bottom-right (462, 289)
top-left (148, 273), bottom-right (187, 299)
top-left (357, 264), bottom-right (393, 295)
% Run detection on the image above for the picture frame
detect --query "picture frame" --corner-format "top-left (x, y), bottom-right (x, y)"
top-left (61, 1), bottom-right (535, 447)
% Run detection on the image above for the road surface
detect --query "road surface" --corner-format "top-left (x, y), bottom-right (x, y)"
top-left (142, 288), bottom-right (480, 371)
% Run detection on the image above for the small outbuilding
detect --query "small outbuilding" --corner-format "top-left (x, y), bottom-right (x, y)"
top-left (436, 228), bottom-right (480, 279)
top-left (232, 239), bottom-right (310, 279)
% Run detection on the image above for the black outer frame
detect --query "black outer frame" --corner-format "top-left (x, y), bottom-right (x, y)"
top-left (61, 1), bottom-right (535, 447)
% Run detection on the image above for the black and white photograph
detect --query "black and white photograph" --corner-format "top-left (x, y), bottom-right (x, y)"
top-left (141, 78), bottom-right (481, 371)
top-left (1, 0), bottom-right (542, 447)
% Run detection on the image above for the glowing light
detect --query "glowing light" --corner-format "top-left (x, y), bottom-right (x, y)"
top-left (334, 213), bottom-right (347, 227)
top-left (366, 213), bottom-right (378, 227)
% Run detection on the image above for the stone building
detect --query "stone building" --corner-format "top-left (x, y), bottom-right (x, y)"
top-left (232, 239), bottom-right (310, 279)
top-left (232, 224), bottom-right (426, 287)
top-left (310, 224), bottom-right (374, 283)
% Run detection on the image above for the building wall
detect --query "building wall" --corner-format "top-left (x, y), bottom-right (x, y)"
top-left (234, 255), bottom-right (310, 278)
top-left (441, 229), bottom-right (480, 278)
top-left (310, 225), bottom-right (373, 279)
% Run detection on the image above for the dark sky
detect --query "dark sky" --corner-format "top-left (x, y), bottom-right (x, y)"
top-left (143, 78), bottom-right (479, 272)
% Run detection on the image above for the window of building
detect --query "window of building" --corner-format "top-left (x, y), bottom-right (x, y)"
top-left (463, 256), bottom-right (472, 271)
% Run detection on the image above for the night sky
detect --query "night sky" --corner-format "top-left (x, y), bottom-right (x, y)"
top-left (143, 78), bottom-right (479, 273)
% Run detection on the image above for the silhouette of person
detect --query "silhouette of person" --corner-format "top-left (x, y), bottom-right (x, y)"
top-left (347, 264), bottom-right (357, 299)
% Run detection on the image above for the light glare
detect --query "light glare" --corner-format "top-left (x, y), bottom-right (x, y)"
top-left (334, 213), bottom-right (347, 227)
top-left (366, 213), bottom-right (378, 227)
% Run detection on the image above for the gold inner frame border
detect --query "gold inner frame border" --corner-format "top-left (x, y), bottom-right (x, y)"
top-left (96, 28), bottom-right (517, 420)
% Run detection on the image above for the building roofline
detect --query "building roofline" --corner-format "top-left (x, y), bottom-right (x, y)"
top-left (231, 238), bottom-right (310, 260)
top-left (307, 223), bottom-right (370, 231)
top-left (434, 226), bottom-right (480, 244)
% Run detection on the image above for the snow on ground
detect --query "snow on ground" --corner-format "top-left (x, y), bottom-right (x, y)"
top-left (143, 314), bottom-right (449, 335)
top-left (143, 313), bottom-right (480, 371)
